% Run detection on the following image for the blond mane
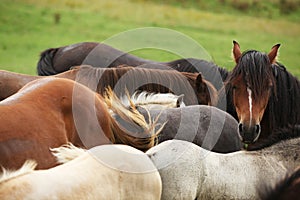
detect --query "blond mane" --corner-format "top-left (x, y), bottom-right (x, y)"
top-left (51, 143), bottom-right (86, 164)
top-left (104, 87), bottom-right (166, 147)
top-left (0, 160), bottom-right (37, 183)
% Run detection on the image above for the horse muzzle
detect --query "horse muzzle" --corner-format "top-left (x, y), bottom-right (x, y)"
top-left (238, 123), bottom-right (261, 144)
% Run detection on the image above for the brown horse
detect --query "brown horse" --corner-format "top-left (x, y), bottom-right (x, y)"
top-left (224, 41), bottom-right (300, 149)
top-left (63, 65), bottom-right (218, 106)
top-left (0, 77), bottom-right (160, 171)
top-left (259, 166), bottom-right (300, 200)
top-left (0, 66), bottom-right (218, 106)
top-left (36, 42), bottom-right (227, 92)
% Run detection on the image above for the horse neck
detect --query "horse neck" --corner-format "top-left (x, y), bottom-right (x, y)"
top-left (0, 71), bottom-right (39, 100)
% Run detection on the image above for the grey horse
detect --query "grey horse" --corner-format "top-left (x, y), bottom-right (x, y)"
top-left (146, 136), bottom-right (300, 199)
top-left (138, 105), bottom-right (242, 153)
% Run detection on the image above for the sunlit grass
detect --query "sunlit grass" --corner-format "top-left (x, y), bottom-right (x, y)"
top-left (0, 0), bottom-right (299, 77)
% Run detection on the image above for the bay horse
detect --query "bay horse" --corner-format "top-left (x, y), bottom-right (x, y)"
top-left (0, 67), bottom-right (217, 106)
top-left (259, 166), bottom-right (300, 200)
top-left (133, 105), bottom-right (242, 153)
top-left (224, 41), bottom-right (300, 149)
top-left (68, 65), bottom-right (218, 106)
top-left (0, 144), bottom-right (162, 200)
top-left (0, 77), bottom-right (160, 171)
top-left (146, 129), bottom-right (300, 200)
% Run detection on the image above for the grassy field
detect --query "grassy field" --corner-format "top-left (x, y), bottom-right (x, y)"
top-left (0, 0), bottom-right (299, 77)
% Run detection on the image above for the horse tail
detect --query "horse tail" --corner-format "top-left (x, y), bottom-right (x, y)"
top-left (50, 143), bottom-right (86, 164)
top-left (104, 88), bottom-right (165, 152)
top-left (37, 48), bottom-right (59, 76)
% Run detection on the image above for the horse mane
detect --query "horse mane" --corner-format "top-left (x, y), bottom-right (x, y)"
top-left (50, 143), bottom-right (86, 164)
top-left (73, 65), bottom-right (204, 105)
top-left (267, 62), bottom-right (300, 130)
top-left (103, 87), bottom-right (165, 151)
top-left (259, 166), bottom-right (300, 200)
top-left (37, 48), bottom-right (59, 76)
top-left (0, 160), bottom-right (37, 183)
top-left (119, 90), bottom-right (184, 109)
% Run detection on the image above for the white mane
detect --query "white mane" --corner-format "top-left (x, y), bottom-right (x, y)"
top-left (120, 91), bottom-right (185, 110)
top-left (0, 160), bottom-right (37, 183)
top-left (50, 143), bottom-right (86, 164)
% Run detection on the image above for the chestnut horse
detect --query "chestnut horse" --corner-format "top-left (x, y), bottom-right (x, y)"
top-left (0, 69), bottom-right (185, 110)
top-left (0, 77), bottom-right (160, 171)
top-left (224, 41), bottom-right (300, 149)
top-left (0, 144), bottom-right (162, 200)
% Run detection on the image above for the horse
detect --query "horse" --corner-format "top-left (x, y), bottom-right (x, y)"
top-left (57, 65), bottom-right (218, 106)
top-left (259, 166), bottom-right (300, 200)
top-left (0, 144), bottom-right (162, 200)
top-left (37, 42), bottom-right (224, 76)
top-left (223, 41), bottom-right (300, 150)
top-left (146, 129), bottom-right (300, 200)
top-left (132, 105), bottom-right (242, 153)
top-left (0, 77), bottom-right (161, 171)
top-left (0, 66), bottom-right (217, 106)
top-left (0, 69), bottom-right (185, 111)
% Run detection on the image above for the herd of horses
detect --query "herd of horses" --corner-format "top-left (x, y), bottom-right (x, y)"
top-left (0, 41), bottom-right (299, 199)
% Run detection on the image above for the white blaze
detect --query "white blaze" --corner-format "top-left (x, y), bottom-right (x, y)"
top-left (247, 87), bottom-right (253, 127)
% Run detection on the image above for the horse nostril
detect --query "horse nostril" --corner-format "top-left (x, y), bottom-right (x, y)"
top-left (238, 123), bottom-right (243, 133)
top-left (255, 124), bottom-right (261, 134)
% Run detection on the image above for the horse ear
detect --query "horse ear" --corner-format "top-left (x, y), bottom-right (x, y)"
top-left (232, 40), bottom-right (242, 63)
top-left (176, 94), bottom-right (184, 107)
top-left (196, 73), bottom-right (207, 92)
top-left (196, 73), bottom-right (203, 85)
top-left (268, 44), bottom-right (280, 64)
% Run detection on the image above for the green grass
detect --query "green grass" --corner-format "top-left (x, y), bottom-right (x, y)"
top-left (0, 0), bottom-right (299, 77)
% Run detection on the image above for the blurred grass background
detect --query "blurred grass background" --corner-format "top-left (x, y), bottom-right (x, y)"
top-left (0, 0), bottom-right (299, 77)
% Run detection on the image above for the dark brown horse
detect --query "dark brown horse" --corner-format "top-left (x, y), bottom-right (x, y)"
top-left (37, 42), bottom-right (153, 75)
top-left (36, 42), bottom-right (228, 90)
top-left (224, 41), bottom-right (300, 149)
top-left (0, 77), bottom-right (159, 171)
top-left (259, 166), bottom-right (300, 200)
top-left (1, 66), bottom-right (218, 106)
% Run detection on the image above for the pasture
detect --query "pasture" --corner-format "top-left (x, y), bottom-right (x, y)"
top-left (0, 0), bottom-right (299, 77)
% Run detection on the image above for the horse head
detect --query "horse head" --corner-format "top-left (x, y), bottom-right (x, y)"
top-left (228, 41), bottom-right (280, 144)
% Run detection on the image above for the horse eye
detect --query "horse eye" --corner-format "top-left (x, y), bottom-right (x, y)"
top-left (232, 86), bottom-right (237, 90)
